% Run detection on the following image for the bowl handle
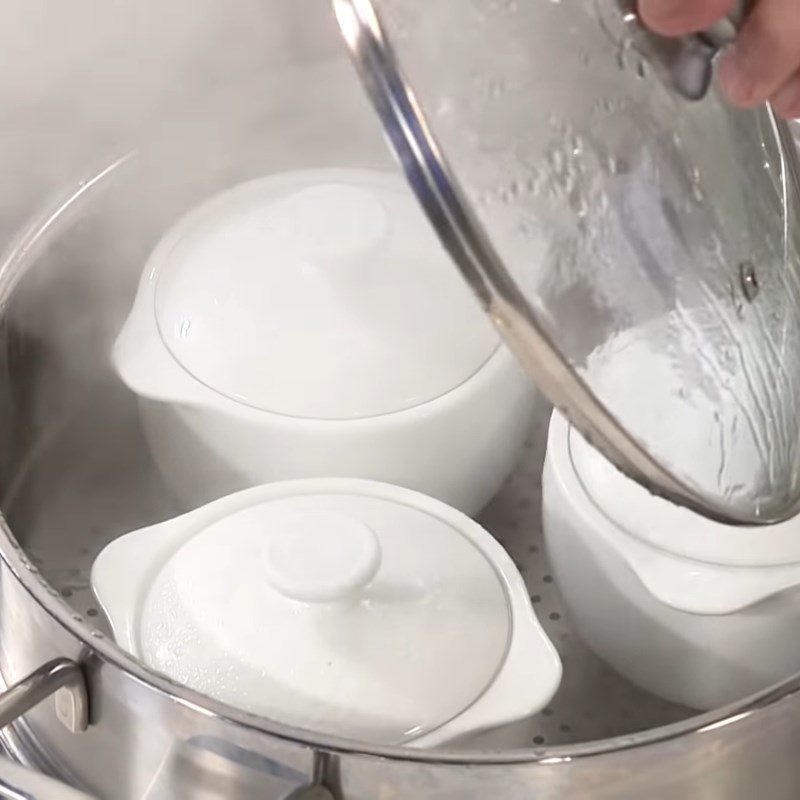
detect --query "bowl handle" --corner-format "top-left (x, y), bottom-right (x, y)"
top-left (410, 602), bottom-right (562, 748)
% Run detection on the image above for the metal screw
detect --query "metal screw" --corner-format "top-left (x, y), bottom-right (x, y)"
top-left (739, 261), bottom-right (759, 303)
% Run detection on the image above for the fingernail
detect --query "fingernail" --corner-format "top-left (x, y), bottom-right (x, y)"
top-left (773, 76), bottom-right (800, 119)
top-left (718, 50), bottom-right (757, 106)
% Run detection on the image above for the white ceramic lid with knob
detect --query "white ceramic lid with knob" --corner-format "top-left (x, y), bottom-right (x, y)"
top-left (91, 479), bottom-right (561, 746)
top-left (114, 168), bottom-right (499, 420)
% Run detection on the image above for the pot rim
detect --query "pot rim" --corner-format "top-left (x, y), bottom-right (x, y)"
top-left (2, 154), bottom-right (800, 769)
top-left (6, 512), bottom-right (800, 766)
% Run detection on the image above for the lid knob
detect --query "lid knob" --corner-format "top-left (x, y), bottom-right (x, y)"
top-left (263, 511), bottom-right (382, 602)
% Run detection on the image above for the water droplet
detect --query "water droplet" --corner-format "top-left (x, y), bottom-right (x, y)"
top-left (488, 79), bottom-right (505, 99)
top-left (569, 191), bottom-right (588, 218)
top-left (689, 167), bottom-right (704, 202)
top-left (548, 148), bottom-right (565, 173)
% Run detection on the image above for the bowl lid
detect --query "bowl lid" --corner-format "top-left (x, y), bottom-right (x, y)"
top-left (335, 0), bottom-right (800, 524)
top-left (150, 168), bottom-right (498, 419)
top-left (548, 413), bottom-right (800, 613)
top-left (93, 482), bottom-right (513, 743)
top-left (566, 408), bottom-right (800, 568)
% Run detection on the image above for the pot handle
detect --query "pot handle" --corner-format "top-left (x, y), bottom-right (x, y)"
top-left (0, 658), bottom-right (98, 799)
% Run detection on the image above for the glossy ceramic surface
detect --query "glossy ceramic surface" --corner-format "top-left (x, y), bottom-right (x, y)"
top-left (91, 479), bottom-right (560, 747)
top-left (544, 412), bottom-right (800, 709)
top-left (113, 171), bottom-right (535, 516)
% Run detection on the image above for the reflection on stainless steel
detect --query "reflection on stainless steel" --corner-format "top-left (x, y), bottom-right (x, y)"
top-left (0, 757), bottom-right (97, 800)
top-left (283, 752), bottom-right (336, 800)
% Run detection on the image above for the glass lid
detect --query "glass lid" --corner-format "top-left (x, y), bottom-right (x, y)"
top-left (334, 0), bottom-right (800, 525)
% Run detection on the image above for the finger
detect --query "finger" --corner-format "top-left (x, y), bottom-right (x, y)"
top-left (638, 0), bottom-right (733, 36)
top-left (772, 70), bottom-right (800, 119)
top-left (717, 0), bottom-right (800, 107)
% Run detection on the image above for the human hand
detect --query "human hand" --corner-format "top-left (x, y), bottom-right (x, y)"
top-left (638, 0), bottom-right (800, 118)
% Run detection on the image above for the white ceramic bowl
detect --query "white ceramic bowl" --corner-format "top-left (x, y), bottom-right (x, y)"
top-left (91, 479), bottom-right (562, 747)
top-left (543, 411), bottom-right (800, 711)
top-left (113, 168), bottom-right (535, 515)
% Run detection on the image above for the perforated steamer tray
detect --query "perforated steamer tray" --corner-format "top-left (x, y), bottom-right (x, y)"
top-left (1, 352), bottom-right (691, 750)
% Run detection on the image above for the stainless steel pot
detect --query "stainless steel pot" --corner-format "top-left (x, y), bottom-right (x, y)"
top-left (1, 1), bottom-right (800, 798)
top-left (1, 158), bottom-right (800, 800)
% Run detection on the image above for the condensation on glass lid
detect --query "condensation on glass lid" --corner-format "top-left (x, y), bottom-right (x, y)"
top-left (584, 308), bottom-right (800, 518)
top-left (337, 0), bottom-right (800, 522)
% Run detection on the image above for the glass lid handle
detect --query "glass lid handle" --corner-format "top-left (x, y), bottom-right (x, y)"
top-left (673, 0), bottom-right (750, 99)
top-left (621, 0), bottom-right (752, 100)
